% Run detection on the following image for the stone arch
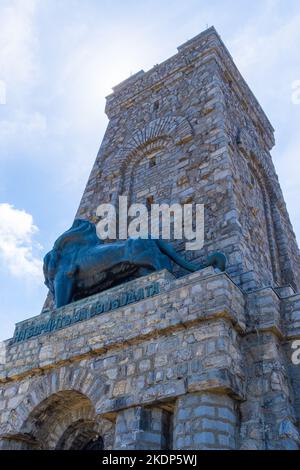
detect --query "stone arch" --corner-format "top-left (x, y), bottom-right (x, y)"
top-left (119, 116), bottom-right (193, 196)
top-left (121, 137), bottom-right (169, 202)
top-left (2, 382), bottom-right (115, 450)
top-left (76, 115), bottom-right (193, 220)
top-left (247, 157), bottom-right (282, 286)
top-left (119, 116), bottom-right (193, 159)
top-left (237, 127), bottom-right (278, 195)
top-left (236, 127), bottom-right (286, 286)
top-left (2, 365), bottom-right (109, 438)
top-left (104, 116), bottom-right (193, 205)
top-left (21, 390), bottom-right (95, 449)
top-left (57, 418), bottom-right (100, 449)
top-left (56, 416), bottom-right (114, 450)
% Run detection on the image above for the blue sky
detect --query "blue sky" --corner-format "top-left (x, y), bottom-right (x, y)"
top-left (0, 0), bottom-right (300, 341)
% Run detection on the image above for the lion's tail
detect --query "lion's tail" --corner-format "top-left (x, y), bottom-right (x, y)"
top-left (155, 239), bottom-right (226, 273)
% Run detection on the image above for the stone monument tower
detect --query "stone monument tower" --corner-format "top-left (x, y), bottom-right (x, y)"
top-left (1, 26), bottom-right (300, 450)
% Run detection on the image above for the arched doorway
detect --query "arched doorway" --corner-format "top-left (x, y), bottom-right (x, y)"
top-left (19, 390), bottom-right (114, 450)
top-left (56, 418), bottom-right (108, 450)
top-left (82, 436), bottom-right (104, 450)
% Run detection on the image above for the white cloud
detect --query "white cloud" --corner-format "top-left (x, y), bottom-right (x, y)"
top-left (0, 203), bottom-right (43, 281)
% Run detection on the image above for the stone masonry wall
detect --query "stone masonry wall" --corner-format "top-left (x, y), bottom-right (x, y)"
top-left (173, 392), bottom-right (237, 450)
top-left (76, 30), bottom-right (236, 276)
top-left (73, 26), bottom-right (300, 296)
top-left (215, 42), bottom-right (300, 290)
top-left (1, 268), bottom-right (300, 449)
top-left (2, 27), bottom-right (300, 451)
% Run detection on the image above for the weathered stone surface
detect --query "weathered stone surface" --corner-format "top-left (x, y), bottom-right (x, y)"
top-left (1, 26), bottom-right (300, 450)
top-left (173, 392), bottom-right (237, 450)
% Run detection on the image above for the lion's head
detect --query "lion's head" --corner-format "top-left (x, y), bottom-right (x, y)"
top-left (43, 219), bottom-right (101, 297)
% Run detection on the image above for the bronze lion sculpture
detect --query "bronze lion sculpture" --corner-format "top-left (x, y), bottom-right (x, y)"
top-left (43, 219), bottom-right (226, 308)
